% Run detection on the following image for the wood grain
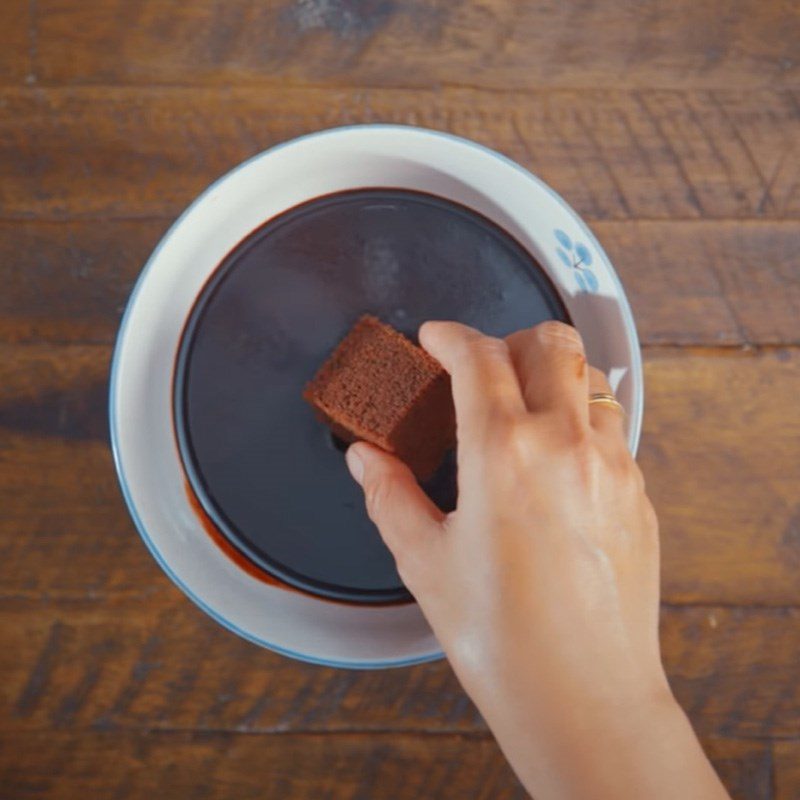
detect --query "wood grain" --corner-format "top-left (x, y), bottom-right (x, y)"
top-left (1, 87), bottom-right (798, 221)
top-left (596, 221), bottom-right (800, 347)
top-left (661, 607), bottom-right (800, 739)
top-left (701, 739), bottom-right (772, 800)
top-left (0, 730), bottom-right (773, 800)
top-left (642, 348), bottom-right (800, 606)
top-left (774, 741), bottom-right (800, 800)
top-left (3, 219), bottom-right (799, 347)
top-left (0, 221), bottom-right (163, 344)
top-left (0, 598), bottom-right (482, 734)
top-left (0, 730), bottom-right (526, 800)
top-left (31, 0), bottom-right (800, 91)
top-left (0, 0), bottom-right (30, 84)
top-left (2, 600), bottom-right (799, 738)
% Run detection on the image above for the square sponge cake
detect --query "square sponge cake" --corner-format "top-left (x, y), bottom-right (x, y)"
top-left (304, 316), bottom-right (456, 480)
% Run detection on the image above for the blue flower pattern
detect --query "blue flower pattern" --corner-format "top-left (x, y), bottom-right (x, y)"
top-left (554, 229), bottom-right (599, 293)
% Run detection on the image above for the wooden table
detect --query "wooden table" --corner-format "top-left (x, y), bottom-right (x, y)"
top-left (1, 2), bottom-right (798, 798)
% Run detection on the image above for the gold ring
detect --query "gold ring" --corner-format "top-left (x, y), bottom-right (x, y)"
top-left (588, 393), bottom-right (625, 414)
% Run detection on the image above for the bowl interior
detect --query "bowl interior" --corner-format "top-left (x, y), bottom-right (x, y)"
top-left (110, 125), bottom-right (642, 667)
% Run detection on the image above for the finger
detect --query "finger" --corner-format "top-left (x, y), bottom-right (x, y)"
top-left (420, 321), bottom-right (525, 438)
top-left (345, 442), bottom-right (444, 581)
top-left (588, 367), bottom-right (626, 438)
top-left (505, 321), bottom-right (589, 426)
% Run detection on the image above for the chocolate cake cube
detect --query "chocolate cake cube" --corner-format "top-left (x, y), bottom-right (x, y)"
top-left (303, 315), bottom-right (456, 480)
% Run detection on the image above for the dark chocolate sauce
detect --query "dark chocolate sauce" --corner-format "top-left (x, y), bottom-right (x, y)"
top-left (175, 189), bottom-right (569, 604)
top-left (184, 480), bottom-right (295, 592)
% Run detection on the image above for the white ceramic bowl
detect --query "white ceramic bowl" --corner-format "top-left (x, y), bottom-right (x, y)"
top-left (110, 125), bottom-right (643, 669)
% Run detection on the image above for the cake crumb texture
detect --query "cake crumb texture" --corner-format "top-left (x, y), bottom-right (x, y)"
top-left (304, 315), bottom-right (456, 479)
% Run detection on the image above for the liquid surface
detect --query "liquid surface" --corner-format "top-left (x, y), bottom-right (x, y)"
top-left (175, 189), bottom-right (569, 603)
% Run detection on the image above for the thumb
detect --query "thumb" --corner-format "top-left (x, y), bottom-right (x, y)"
top-left (345, 442), bottom-right (444, 582)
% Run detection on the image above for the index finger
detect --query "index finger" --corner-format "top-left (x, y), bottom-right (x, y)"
top-left (419, 321), bottom-right (525, 438)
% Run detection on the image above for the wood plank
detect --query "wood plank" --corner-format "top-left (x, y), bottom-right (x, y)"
top-left (1, 87), bottom-right (798, 221)
top-left (1, 600), bottom-right (799, 739)
top-left (33, 0), bottom-right (800, 91)
top-left (0, 220), bottom-right (167, 344)
top-left (661, 607), bottom-right (800, 740)
top-left (3, 219), bottom-right (799, 347)
top-left (0, 0), bottom-right (30, 83)
top-left (701, 739), bottom-right (773, 800)
top-left (0, 730), bottom-right (771, 800)
top-left (774, 741), bottom-right (800, 800)
top-left (0, 598), bottom-right (483, 733)
top-left (0, 344), bottom-right (152, 596)
top-left (2, 345), bottom-right (799, 606)
top-left (596, 221), bottom-right (800, 347)
top-left (0, 730), bottom-right (526, 800)
top-left (642, 348), bottom-right (800, 606)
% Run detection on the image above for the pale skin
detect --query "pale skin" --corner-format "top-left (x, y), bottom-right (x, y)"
top-left (345, 320), bottom-right (730, 800)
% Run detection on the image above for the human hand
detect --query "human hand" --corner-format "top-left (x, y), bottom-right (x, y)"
top-left (345, 320), bottom-right (729, 800)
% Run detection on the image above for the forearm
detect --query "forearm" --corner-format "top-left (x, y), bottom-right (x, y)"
top-left (488, 683), bottom-right (729, 800)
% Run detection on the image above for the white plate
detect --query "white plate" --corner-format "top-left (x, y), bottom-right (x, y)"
top-left (110, 125), bottom-right (643, 669)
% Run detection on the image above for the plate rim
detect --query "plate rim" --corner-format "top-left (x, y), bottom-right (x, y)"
top-left (109, 123), bottom-right (643, 668)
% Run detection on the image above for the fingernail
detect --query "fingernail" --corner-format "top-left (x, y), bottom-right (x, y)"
top-left (345, 446), bottom-right (364, 485)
